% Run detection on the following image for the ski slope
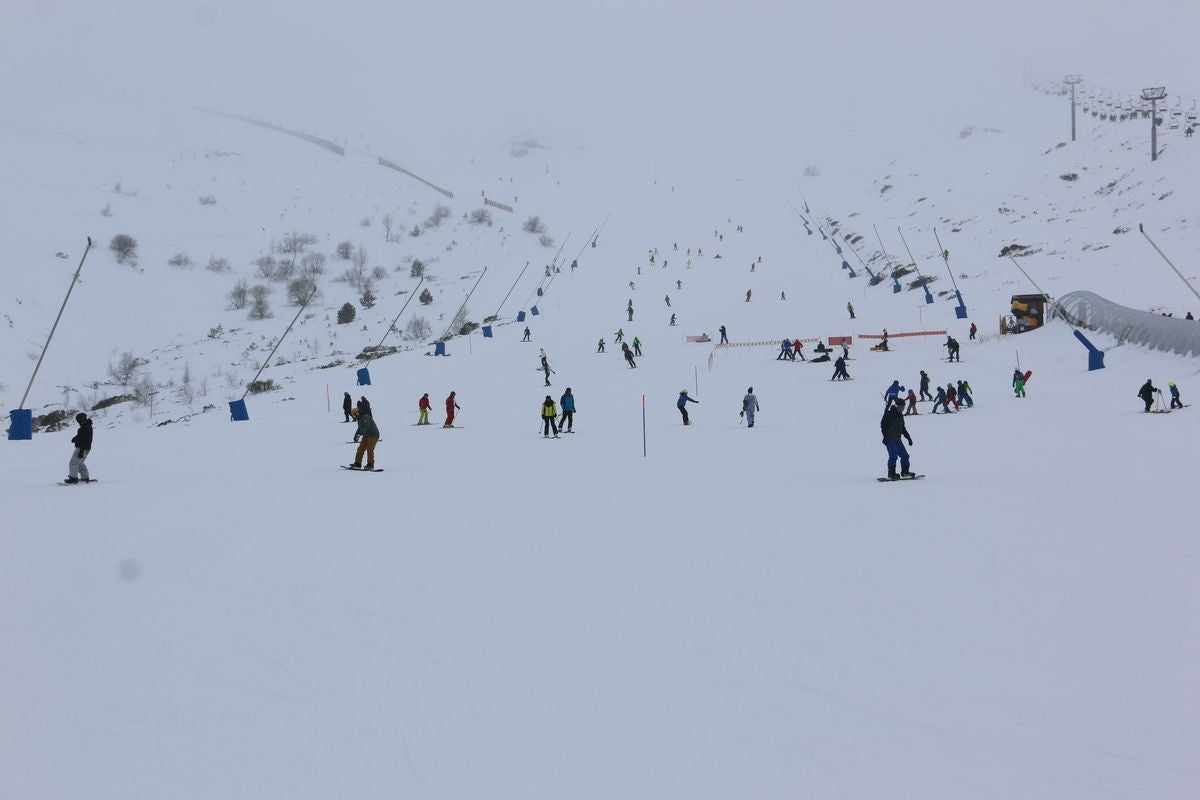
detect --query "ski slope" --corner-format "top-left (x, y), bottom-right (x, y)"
top-left (2, 78), bottom-right (1199, 799)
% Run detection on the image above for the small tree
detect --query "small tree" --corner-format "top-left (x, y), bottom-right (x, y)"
top-left (337, 302), bottom-right (357, 324)
top-left (255, 256), bottom-right (278, 281)
top-left (523, 216), bottom-right (546, 234)
top-left (409, 225), bottom-right (421, 238)
top-left (404, 315), bottom-right (432, 340)
top-left (371, 265), bottom-right (387, 280)
top-left (287, 276), bottom-right (320, 306)
top-left (206, 256), bottom-right (231, 273)
top-left (469, 208), bottom-right (493, 225)
top-left (301, 252), bottom-right (327, 277)
top-left (410, 259), bottom-right (425, 278)
top-left (278, 231), bottom-right (317, 256)
top-left (336, 241), bottom-right (353, 260)
top-left (228, 279), bottom-right (249, 309)
top-left (249, 285), bottom-right (272, 320)
top-left (360, 288), bottom-right (376, 309)
top-left (424, 205), bottom-right (452, 229)
top-left (538, 234), bottom-right (555, 247)
top-left (168, 252), bottom-right (193, 268)
top-left (382, 213), bottom-right (394, 242)
top-left (110, 234), bottom-right (138, 264)
top-left (351, 244), bottom-right (368, 270)
top-left (419, 288), bottom-right (434, 305)
top-left (108, 351), bottom-right (146, 385)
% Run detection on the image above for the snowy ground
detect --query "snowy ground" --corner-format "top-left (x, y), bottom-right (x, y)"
top-left (2, 82), bottom-right (1199, 798)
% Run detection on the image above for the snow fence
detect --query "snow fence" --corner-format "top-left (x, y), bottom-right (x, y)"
top-left (1054, 291), bottom-right (1200, 357)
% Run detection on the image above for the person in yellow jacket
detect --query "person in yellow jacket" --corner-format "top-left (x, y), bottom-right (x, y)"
top-left (541, 394), bottom-right (560, 438)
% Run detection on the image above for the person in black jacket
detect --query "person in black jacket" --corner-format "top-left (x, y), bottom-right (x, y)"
top-left (880, 399), bottom-right (914, 480)
top-left (1137, 379), bottom-right (1157, 412)
top-left (831, 355), bottom-right (850, 381)
top-left (342, 392), bottom-right (353, 422)
top-left (65, 413), bottom-right (93, 483)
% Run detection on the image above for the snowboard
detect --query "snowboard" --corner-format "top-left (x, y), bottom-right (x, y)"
top-left (877, 474), bottom-right (925, 482)
top-left (341, 466), bottom-right (384, 472)
top-left (58, 478), bottom-right (98, 486)
top-left (1022, 370), bottom-right (1033, 383)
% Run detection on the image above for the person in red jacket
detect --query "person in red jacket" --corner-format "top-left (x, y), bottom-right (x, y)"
top-left (444, 391), bottom-right (460, 427)
top-left (417, 392), bottom-right (431, 425)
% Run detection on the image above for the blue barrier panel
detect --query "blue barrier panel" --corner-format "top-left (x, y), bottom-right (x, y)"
top-left (434, 342), bottom-right (446, 356)
top-left (229, 399), bottom-right (249, 421)
top-left (482, 325), bottom-right (493, 338)
top-left (356, 367), bottom-right (371, 386)
top-left (7, 409), bottom-right (32, 440)
top-left (537, 287), bottom-right (543, 297)
top-left (517, 311), bottom-right (526, 322)
top-left (892, 278), bottom-right (902, 294)
top-left (530, 305), bottom-right (540, 316)
top-left (955, 304), bottom-right (968, 319)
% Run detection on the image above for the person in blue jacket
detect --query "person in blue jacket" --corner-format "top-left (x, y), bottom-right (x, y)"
top-left (883, 380), bottom-right (903, 409)
top-left (1168, 381), bottom-right (1183, 409)
top-left (677, 390), bottom-right (699, 425)
top-left (559, 388), bottom-right (576, 432)
top-left (931, 384), bottom-right (951, 414)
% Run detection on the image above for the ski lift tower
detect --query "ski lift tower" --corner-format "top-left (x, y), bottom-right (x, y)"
top-left (1141, 86), bottom-right (1167, 161)
top-left (1064, 74), bottom-right (1082, 141)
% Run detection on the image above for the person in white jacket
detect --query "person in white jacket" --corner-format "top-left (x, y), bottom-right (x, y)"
top-left (741, 388), bottom-right (760, 428)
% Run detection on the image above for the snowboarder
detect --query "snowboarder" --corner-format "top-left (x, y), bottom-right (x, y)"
top-left (541, 395), bottom-right (560, 438)
top-left (342, 392), bottom-right (353, 422)
top-left (669, 314), bottom-right (677, 326)
top-left (881, 398), bottom-right (915, 480)
top-left (741, 388), bottom-right (760, 427)
top-left (847, 302), bottom-right (856, 320)
top-left (559, 388), bottom-right (576, 432)
top-left (719, 325), bottom-right (728, 344)
top-left (622, 342), bottom-right (637, 368)
top-left (350, 409), bottom-right (380, 470)
top-left (945, 336), bottom-right (960, 362)
top-left (677, 390), bottom-right (699, 424)
top-left (1137, 379), bottom-right (1156, 412)
top-left (969, 322), bottom-right (977, 340)
top-left (919, 370), bottom-right (932, 401)
top-left (904, 389), bottom-right (918, 416)
top-left (632, 336), bottom-right (642, 356)
top-left (418, 393), bottom-right (431, 425)
top-left (444, 391), bottom-right (460, 427)
top-left (956, 380), bottom-right (973, 408)
top-left (629, 281), bottom-right (637, 290)
top-left (64, 412), bottom-right (93, 484)
top-left (676, 280), bottom-right (682, 290)
top-left (1169, 381), bottom-right (1183, 409)
top-left (883, 380), bottom-right (903, 409)
top-left (931, 385), bottom-right (951, 414)
top-left (831, 356), bottom-right (850, 381)
top-left (597, 338), bottom-right (606, 353)
top-left (745, 289), bottom-right (752, 302)
top-left (1014, 370), bottom-right (1027, 399)
top-left (522, 326), bottom-right (531, 342)
top-left (353, 397), bottom-right (372, 442)
top-left (540, 354), bottom-right (553, 386)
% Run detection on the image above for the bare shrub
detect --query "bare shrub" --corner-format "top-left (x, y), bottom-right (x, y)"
top-left (450, 305), bottom-right (469, 334)
top-left (198, 195), bottom-right (217, 206)
top-left (523, 215), bottom-right (546, 234)
top-left (469, 208), bottom-right (493, 225)
top-left (206, 256), bottom-right (232, 273)
top-left (338, 264), bottom-right (368, 291)
top-left (382, 213), bottom-right (394, 241)
top-left (110, 234), bottom-right (138, 264)
top-left (108, 351), bottom-right (147, 385)
top-left (336, 241), bottom-right (353, 259)
top-left (360, 216), bottom-right (372, 227)
top-left (404, 315), bottom-right (432, 340)
top-left (409, 225), bottom-right (421, 238)
top-left (133, 374), bottom-right (156, 407)
top-left (255, 256), bottom-right (278, 281)
top-left (351, 245), bottom-right (368, 270)
top-left (538, 234), bottom-right (555, 247)
top-left (279, 232), bottom-right (318, 255)
top-left (424, 205), bottom-right (452, 229)
top-left (228, 279), bottom-right (249, 309)
top-left (100, 203), bottom-right (112, 217)
top-left (286, 276), bottom-right (320, 306)
top-left (168, 252), bottom-right (193, 268)
top-left (370, 265), bottom-right (386, 281)
top-left (249, 285), bottom-right (272, 320)
top-left (301, 252), bottom-right (327, 277)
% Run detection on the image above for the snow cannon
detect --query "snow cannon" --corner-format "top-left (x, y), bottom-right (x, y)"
top-left (7, 409), bottom-right (33, 440)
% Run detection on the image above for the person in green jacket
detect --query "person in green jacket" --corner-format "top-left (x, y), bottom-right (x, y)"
top-left (351, 411), bottom-right (380, 469)
top-left (541, 395), bottom-right (559, 438)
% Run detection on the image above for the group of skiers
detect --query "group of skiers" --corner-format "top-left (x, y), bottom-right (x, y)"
top-left (340, 390), bottom-right (462, 470)
top-left (539, 388), bottom-right (577, 437)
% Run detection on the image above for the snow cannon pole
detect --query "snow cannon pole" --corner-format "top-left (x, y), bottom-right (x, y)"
top-left (1139, 223), bottom-right (1200, 304)
top-left (241, 288), bottom-right (315, 402)
top-left (492, 263), bottom-right (528, 319)
top-left (1005, 256), bottom-right (1051, 302)
top-left (896, 228), bottom-right (934, 305)
top-left (642, 394), bottom-right (647, 458)
top-left (18, 236), bottom-right (92, 411)
top-left (845, 236), bottom-right (877, 281)
top-left (375, 276), bottom-right (425, 352)
top-left (441, 266), bottom-right (488, 341)
top-left (933, 228), bottom-right (967, 316)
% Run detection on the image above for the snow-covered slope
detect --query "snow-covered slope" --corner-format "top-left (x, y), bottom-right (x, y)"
top-left (2, 80), bottom-right (1199, 799)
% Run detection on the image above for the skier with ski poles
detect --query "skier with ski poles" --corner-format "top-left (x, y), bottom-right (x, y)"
top-left (559, 388), bottom-right (576, 433)
top-left (444, 391), bottom-right (461, 427)
top-left (541, 395), bottom-right (560, 438)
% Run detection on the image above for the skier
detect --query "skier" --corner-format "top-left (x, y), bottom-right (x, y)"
top-left (627, 301), bottom-right (634, 321)
top-left (540, 354), bottom-right (552, 386)
top-left (719, 325), bottom-right (728, 344)
top-left (930, 385), bottom-right (948, 413)
top-left (622, 342), bottom-right (637, 368)
top-left (945, 336), bottom-right (960, 362)
top-left (614, 328), bottom-right (624, 343)
top-left (831, 355), bottom-right (851, 381)
top-left (781, 291), bottom-right (786, 301)
top-left (946, 383), bottom-right (959, 410)
top-left (883, 379), bottom-right (903, 409)
top-left (676, 279), bottom-right (682, 290)
top-left (956, 380), bottom-right (973, 408)
top-left (1014, 369), bottom-right (1027, 399)
top-left (597, 337), bottom-right (606, 353)
top-left (632, 336), bottom-right (642, 356)
top-left (969, 322), bottom-right (977, 340)
top-left (629, 281), bottom-right (636, 290)
top-left (881, 398), bottom-right (915, 480)
top-left (677, 390), bottom-right (699, 425)
top-left (792, 339), bottom-right (806, 361)
top-left (342, 391), bottom-right (353, 422)
top-left (777, 339), bottom-right (793, 361)
top-left (1168, 381), bottom-right (1183, 409)
top-left (444, 391), bottom-right (460, 427)
top-left (745, 289), bottom-right (752, 302)
top-left (741, 388), bottom-right (760, 427)
top-left (64, 412), bottom-right (93, 484)
top-left (559, 388), bottom-right (576, 432)
top-left (904, 389), bottom-right (918, 416)
top-left (665, 294), bottom-right (671, 307)
top-left (841, 342), bottom-right (850, 361)
top-left (847, 301), bottom-right (856, 320)
top-left (522, 326), bottom-right (531, 342)
top-left (349, 409), bottom-right (380, 470)
top-left (669, 314), bottom-right (677, 326)
top-left (919, 370), bottom-right (932, 401)
top-left (541, 395), bottom-right (560, 438)
top-left (1137, 379), bottom-right (1156, 412)
top-left (418, 392), bottom-right (431, 425)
